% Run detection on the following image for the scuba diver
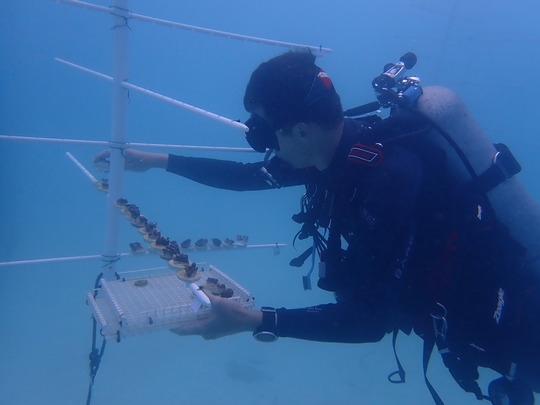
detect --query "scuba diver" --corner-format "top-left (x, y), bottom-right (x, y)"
top-left (94, 51), bottom-right (540, 404)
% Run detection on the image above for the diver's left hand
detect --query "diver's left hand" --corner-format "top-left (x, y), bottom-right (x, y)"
top-left (171, 292), bottom-right (262, 340)
top-left (93, 149), bottom-right (168, 172)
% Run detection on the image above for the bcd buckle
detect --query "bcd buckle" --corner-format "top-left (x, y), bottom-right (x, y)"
top-left (431, 303), bottom-right (448, 340)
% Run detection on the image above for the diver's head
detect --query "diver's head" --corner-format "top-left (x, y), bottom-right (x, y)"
top-left (243, 51), bottom-right (343, 153)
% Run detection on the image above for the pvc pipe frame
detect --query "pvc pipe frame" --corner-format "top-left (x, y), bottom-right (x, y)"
top-left (0, 1), bottom-right (303, 272)
top-left (55, 58), bottom-right (249, 133)
top-left (66, 152), bottom-right (98, 183)
top-left (0, 135), bottom-right (255, 153)
top-left (0, 244), bottom-right (287, 268)
top-left (0, 149), bottom-right (288, 269)
top-left (101, 0), bottom-right (130, 280)
top-left (57, 0), bottom-right (333, 54)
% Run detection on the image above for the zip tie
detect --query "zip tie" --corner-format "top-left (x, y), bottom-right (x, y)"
top-left (109, 5), bottom-right (131, 30)
top-left (101, 254), bottom-right (121, 267)
top-left (108, 140), bottom-right (128, 150)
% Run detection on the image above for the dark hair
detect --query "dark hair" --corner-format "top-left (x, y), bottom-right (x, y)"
top-left (243, 51), bottom-right (343, 130)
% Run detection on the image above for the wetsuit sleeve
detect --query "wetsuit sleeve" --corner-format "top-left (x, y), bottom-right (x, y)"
top-left (166, 154), bottom-right (306, 191)
top-left (276, 304), bottom-right (387, 343)
top-left (275, 146), bottom-right (425, 343)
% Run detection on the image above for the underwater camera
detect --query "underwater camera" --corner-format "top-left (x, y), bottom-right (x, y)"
top-left (344, 52), bottom-right (422, 117)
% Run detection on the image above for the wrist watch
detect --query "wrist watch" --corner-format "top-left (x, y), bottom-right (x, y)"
top-left (252, 307), bottom-right (278, 342)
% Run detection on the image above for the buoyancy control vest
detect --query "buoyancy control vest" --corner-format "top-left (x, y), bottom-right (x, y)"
top-left (412, 87), bottom-right (540, 403)
top-left (416, 87), bottom-right (540, 268)
top-left (290, 86), bottom-right (540, 403)
top-left (389, 87), bottom-right (540, 403)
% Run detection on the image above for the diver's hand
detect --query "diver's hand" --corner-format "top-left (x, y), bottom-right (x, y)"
top-left (171, 292), bottom-right (262, 340)
top-left (93, 149), bottom-right (168, 172)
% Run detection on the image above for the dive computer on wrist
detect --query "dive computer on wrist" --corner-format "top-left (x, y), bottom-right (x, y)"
top-left (252, 307), bottom-right (278, 342)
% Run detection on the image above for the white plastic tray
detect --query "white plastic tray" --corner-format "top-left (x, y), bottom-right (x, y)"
top-left (87, 265), bottom-right (253, 341)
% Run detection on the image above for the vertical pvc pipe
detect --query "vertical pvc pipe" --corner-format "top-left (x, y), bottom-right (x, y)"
top-left (102, 0), bottom-right (130, 280)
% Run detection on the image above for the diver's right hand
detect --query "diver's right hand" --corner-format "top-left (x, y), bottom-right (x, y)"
top-left (170, 292), bottom-right (262, 340)
top-left (93, 149), bottom-right (168, 172)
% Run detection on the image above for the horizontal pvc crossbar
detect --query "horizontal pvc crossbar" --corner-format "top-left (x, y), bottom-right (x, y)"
top-left (0, 134), bottom-right (255, 152)
top-left (0, 254), bottom-right (120, 268)
top-left (0, 244), bottom-right (287, 268)
top-left (57, 0), bottom-right (333, 54)
top-left (55, 58), bottom-right (249, 132)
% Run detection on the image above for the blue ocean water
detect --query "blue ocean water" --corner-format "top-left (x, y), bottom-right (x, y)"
top-left (1, 0), bottom-right (539, 404)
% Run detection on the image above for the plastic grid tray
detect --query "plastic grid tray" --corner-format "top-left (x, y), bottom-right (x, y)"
top-left (87, 265), bottom-right (253, 341)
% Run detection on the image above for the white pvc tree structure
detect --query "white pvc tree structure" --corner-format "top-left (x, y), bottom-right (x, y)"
top-left (0, 0), bottom-right (332, 280)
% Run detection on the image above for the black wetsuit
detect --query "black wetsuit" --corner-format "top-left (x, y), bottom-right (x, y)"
top-left (168, 117), bottom-right (540, 400)
top-left (167, 118), bottom-right (445, 342)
